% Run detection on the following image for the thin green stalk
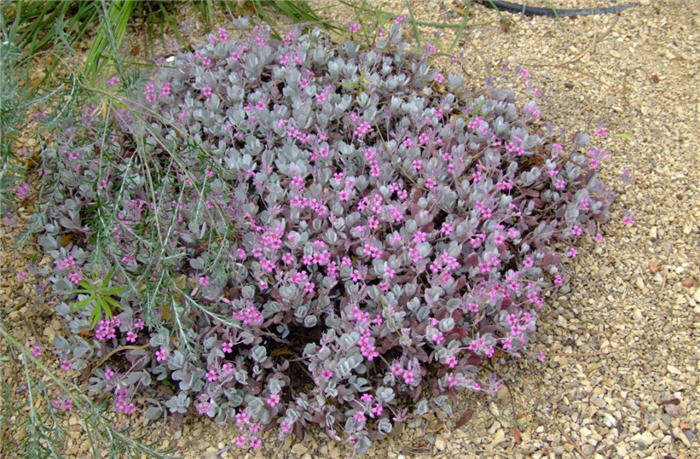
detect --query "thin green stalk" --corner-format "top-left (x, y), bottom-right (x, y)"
top-left (450, 0), bottom-right (472, 51)
top-left (404, 0), bottom-right (421, 46)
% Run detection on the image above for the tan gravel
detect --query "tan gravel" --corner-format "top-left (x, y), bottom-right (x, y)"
top-left (1, 1), bottom-right (698, 458)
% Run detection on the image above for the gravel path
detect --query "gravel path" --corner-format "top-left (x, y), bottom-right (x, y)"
top-left (1, 1), bottom-right (697, 458)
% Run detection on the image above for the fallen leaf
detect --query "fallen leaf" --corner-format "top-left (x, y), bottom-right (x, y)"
top-left (270, 348), bottom-right (294, 357)
top-left (681, 278), bottom-right (697, 288)
top-left (514, 426), bottom-right (522, 444)
top-left (648, 261), bottom-right (661, 274)
top-left (78, 328), bottom-right (92, 339)
top-left (679, 420), bottom-right (690, 430)
top-left (650, 74), bottom-right (660, 84)
top-left (455, 409), bottom-right (474, 428)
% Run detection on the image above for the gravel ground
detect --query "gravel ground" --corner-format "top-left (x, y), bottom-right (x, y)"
top-left (1, 1), bottom-right (697, 458)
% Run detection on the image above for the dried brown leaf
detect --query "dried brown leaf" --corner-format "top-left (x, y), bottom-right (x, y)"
top-left (455, 409), bottom-right (474, 428)
top-left (648, 261), bottom-right (661, 274)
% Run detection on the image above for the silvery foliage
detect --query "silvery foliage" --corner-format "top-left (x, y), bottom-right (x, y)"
top-left (29, 21), bottom-right (614, 455)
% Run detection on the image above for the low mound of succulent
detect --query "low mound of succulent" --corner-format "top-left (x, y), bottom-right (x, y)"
top-left (26, 23), bottom-right (614, 453)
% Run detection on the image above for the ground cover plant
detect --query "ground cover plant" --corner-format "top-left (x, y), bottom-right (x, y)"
top-left (13, 17), bottom-right (616, 456)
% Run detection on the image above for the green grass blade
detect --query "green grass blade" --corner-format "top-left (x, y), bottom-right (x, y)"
top-left (404, 0), bottom-right (421, 46)
top-left (84, 0), bottom-right (136, 83)
top-left (450, 0), bottom-right (472, 51)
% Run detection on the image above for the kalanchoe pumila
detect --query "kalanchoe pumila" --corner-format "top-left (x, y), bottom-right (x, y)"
top-left (30, 23), bottom-right (614, 454)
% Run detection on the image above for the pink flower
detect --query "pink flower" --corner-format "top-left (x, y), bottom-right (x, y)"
top-left (566, 247), bottom-right (578, 258)
top-left (249, 436), bottom-right (262, 449)
top-left (446, 374), bottom-right (458, 388)
top-left (68, 270), bottom-right (83, 285)
top-left (159, 82), bottom-right (171, 97)
top-left (16, 182), bottom-right (30, 197)
top-left (217, 26), bottom-right (228, 42)
top-left (206, 368), bottom-right (218, 382)
top-left (235, 435), bottom-right (247, 448)
top-left (349, 22), bottom-right (362, 33)
top-left (201, 86), bottom-right (212, 98)
top-left (31, 344), bottom-right (42, 357)
top-left (235, 411), bottom-right (249, 426)
top-left (61, 360), bottom-right (72, 371)
top-left (197, 401), bottom-right (211, 414)
top-left (440, 222), bottom-right (453, 236)
top-left (537, 352), bottom-right (546, 362)
top-left (17, 271), bottom-right (26, 282)
top-left (434, 73), bottom-right (445, 84)
top-left (622, 213), bottom-right (635, 226)
top-left (155, 347), bottom-right (168, 362)
top-left (354, 411), bottom-right (366, 423)
top-left (351, 269), bottom-right (363, 283)
top-left (321, 369), bottom-right (334, 380)
top-left (280, 420), bottom-right (292, 434)
top-left (266, 393), bottom-right (280, 407)
top-left (104, 368), bottom-right (115, 380)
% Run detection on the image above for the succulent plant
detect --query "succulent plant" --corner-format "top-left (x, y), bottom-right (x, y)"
top-left (27, 22), bottom-right (614, 454)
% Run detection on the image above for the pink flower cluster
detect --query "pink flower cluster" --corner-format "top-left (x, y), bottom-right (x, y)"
top-left (114, 388), bottom-right (137, 414)
top-left (232, 411), bottom-right (263, 450)
top-left (232, 304), bottom-right (264, 326)
top-left (354, 121), bottom-right (373, 138)
top-left (390, 361), bottom-right (416, 385)
top-left (95, 318), bottom-right (118, 341)
top-left (52, 398), bottom-right (73, 411)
